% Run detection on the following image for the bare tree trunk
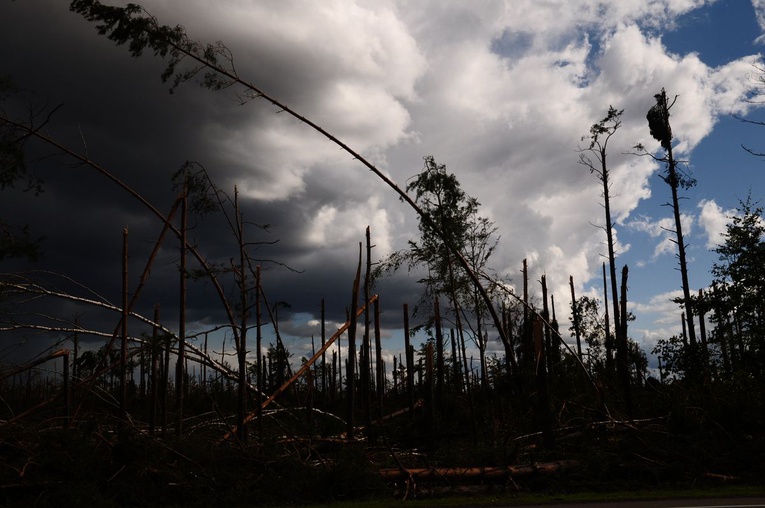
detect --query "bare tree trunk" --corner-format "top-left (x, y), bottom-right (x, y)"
top-left (175, 178), bottom-right (188, 437)
top-left (62, 351), bottom-right (70, 428)
top-left (120, 227), bottom-right (129, 413)
top-left (602, 263), bottom-right (613, 374)
top-left (550, 294), bottom-right (561, 366)
top-left (698, 288), bottom-right (710, 380)
top-left (331, 350), bottom-right (337, 402)
top-left (374, 298), bottom-right (383, 413)
top-left (541, 275), bottom-right (552, 381)
top-left (450, 328), bottom-right (460, 391)
top-left (404, 303), bottom-right (415, 416)
top-left (473, 289), bottom-right (488, 390)
top-left (149, 304), bottom-right (160, 436)
top-left (255, 266), bottom-right (263, 439)
top-left (362, 226), bottom-right (372, 428)
top-left (72, 318), bottom-right (80, 383)
top-left (346, 244), bottom-right (362, 440)
top-left (617, 266), bottom-right (633, 420)
top-left (425, 341), bottom-right (435, 449)
top-left (235, 187), bottom-right (248, 444)
top-left (570, 276), bottom-right (583, 361)
top-left (501, 302), bottom-right (515, 378)
top-left (655, 89), bottom-right (697, 349)
top-left (459, 318), bottom-right (476, 434)
top-left (522, 259), bottom-right (532, 374)
top-left (534, 316), bottom-right (555, 450)
top-left (161, 305), bottom-right (170, 437)
top-left (603, 175), bottom-right (620, 380)
top-left (434, 297), bottom-right (445, 398)
top-left (321, 298), bottom-right (326, 401)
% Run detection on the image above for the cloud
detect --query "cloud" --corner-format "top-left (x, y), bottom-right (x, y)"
top-left (630, 289), bottom-right (686, 350)
top-left (752, 0), bottom-right (765, 42)
top-left (626, 212), bottom-right (695, 259)
top-left (698, 198), bottom-right (735, 248)
top-left (2, 0), bottom-right (764, 365)
top-left (169, 2), bottom-right (762, 330)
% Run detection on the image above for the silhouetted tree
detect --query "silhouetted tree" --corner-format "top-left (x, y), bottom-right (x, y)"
top-left (375, 156), bottom-right (501, 387)
top-left (639, 89), bottom-right (698, 353)
top-left (579, 106), bottom-right (623, 377)
top-left (709, 195), bottom-right (765, 380)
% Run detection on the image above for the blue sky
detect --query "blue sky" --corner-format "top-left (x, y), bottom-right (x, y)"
top-left (2, 0), bottom-right (765, 373)
top-left (614, 0), bottom-right (765, 350)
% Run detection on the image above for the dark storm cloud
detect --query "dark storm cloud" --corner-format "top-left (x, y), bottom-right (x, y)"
top-left (0, 0), bottom-right (423, 353)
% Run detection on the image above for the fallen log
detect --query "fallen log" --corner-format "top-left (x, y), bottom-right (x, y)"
top-left (702, 472), bottom-right (739, 482)
top-left (379, 460), bottom-right (579, 482)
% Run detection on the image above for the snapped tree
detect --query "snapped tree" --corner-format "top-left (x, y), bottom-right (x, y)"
top-left (641, 89), bottom-right (698, 354)
top-left (578, 105), bottom-right (624, 378)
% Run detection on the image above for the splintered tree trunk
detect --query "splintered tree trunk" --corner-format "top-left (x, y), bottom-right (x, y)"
top-left (698, 288), bottom-right (710, 380)
top-left (434, 297), bottom-right (445, 398)
top-left (374, 298), bottom-right (383, 413)
top-left (149, 305), bottom-right (160, 436)
top-left (617, 266), bottom-right (633, 420)
top-left (534, 316), bottom-right (555, 450)
top-left (541, 275), bottom-right (552, 380)
top-left (570, 276), bottom-right (583, 361)
top-left (450, 329), bottom-right (461, 391)
top-left (331, 351), bottom-right (337, 402)
top-left (550, 293), bottom-right (561, 365)
top-left (602, 262), bottom-right (614, 375)
top-left (62, 351), bottom-right (70, 427)
top-left (235, 188), bottom-right (248, 444)
top-left (161, 306), bottom-right (170, 437)
top-left (501, 302), bottom-right (515, 378)
top-left (403, 303), bottom-right (415, 415)
top-left (121, 227), bottom-right (128, 413)
top-left (202, 332), bottom-right (207, 393)
top-left (321, 298), bottom-right (326, 401)
top-left (474, 289), bottom-right (488, 390)
top-left (175, 181), bottom-right (188, 437)
top-left (72, 318), bottom-right (79, 382)
top-left (425, 342), bottom-right (435, 449)
top-left (460, 319), bottom-right (473, 407)
top-left (362, 226), bottom-right (372, 428)
top-left (522, 259), bottom-right (533, 374)
top-left (394, 357), bottom-right (400, 394)
top-left (346, 243), bottom-right (362, 440)
top-left (255, 266), bottom-right (263, 439)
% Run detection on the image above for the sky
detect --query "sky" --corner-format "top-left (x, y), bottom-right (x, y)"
top-left (2, 0), bottom-right (765, 374)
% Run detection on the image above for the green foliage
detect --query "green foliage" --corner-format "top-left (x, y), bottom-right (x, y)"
top-left (627, 338), bottom-right (648, 383)
top-left (70, 0), bottom-right (234, 93)
top-left (570, 295), bottom-right (645, 383)
top-left (0, 75), bottom-right (29, 193)
top-left (569, 296), bottom-right (607, 372)
top-left (74, 350), bottom-right (98, 378)
top-left (172, 162), bottom-right (221, 217)
top-left (0, 75), bottom-right (45, 262)
top-left (266, 341), bottom-right (292, 390)
top-left (582, 105), bottom-right (623, 153)
top-left (711, 195), bottom-right (765, 303)
top-left (0, 223), bottom-right (42, 262)
top-left (705, 194), bottom-right (765, 378)
top-left (376, 156), bottom-right (498, 319)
